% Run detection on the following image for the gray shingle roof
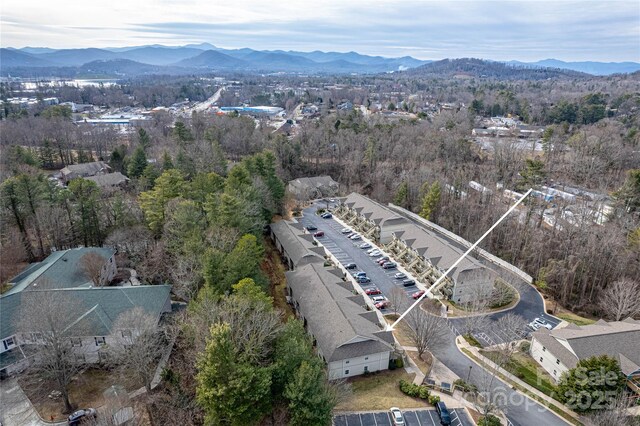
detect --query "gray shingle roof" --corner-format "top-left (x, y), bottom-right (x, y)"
top-left (533, 319), bottom-right (640, 376)
top-left (61, 161), bottom-right (111, 179)
top-left (270, 220), bottom-right (324, 267)
top-left (288, 176), bottom-right (338, 199)
top-left (1, 285), bottom-right (172, 340)
top-left (6, 247), bottom-right (116, 295)
top-left (343, 193), bottom-right (402, 224)
top-left (286, 263), bottom-right (393, 362)
top-left (84, 172), bottom-right (129, 188)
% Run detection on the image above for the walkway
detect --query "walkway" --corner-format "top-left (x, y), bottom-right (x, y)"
top-left (0, 378), bottom-right (64, 426)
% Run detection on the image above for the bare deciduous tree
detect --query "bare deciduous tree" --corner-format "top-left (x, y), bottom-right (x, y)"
top-left (110, 307), bottom-right (167, 393)
top-left (80, 252), bottom-right (107, 286)
top-left (588, 394), bottom-right (638, 426)
top-left (388, 287), bottom-right (409, 316)
top-left (598, 278), bottom-right (640, 321)
top-left (17, 289), bottom-right (87, 413)
top-left (402, 306), bottom-right (449, 359)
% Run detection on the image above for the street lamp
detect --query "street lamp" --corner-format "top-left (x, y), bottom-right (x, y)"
top-left (467, 365), bottom-right (473, 382)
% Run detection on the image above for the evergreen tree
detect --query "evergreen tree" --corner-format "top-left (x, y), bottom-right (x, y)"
top-left (219, 234), bottom-right (266, 293)
top-left (284, 360), bottom-right (335, 426)
top-left (138, 128), bottom-right (151, 151)
top-left (39, 139), bottom-right (56, 169)
top-left (196, 323), bottom-right (272, 425)
top-left (419, 181), bottom-right (441, 221)
top-left (68, 178), bottom-right (102, 246)
top-left (128, 146), bottom-right (148, 179)
top-left (139, 169), bottom-right (186, 235)
top-left (161, 151), bottom-right (174, 171)
top-left (393, 181), bottom-right (409, 208)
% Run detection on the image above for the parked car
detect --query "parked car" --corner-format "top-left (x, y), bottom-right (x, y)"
top-left (368, 250), bottom-right (382, 257)
top-left (402, 279), bottom-right (416, 287)
top-left (529, 317), bottom-right (552, 330)
top-left (382, 262), bottom-right (397, 269)
top-left (389, 407), bottom-right (405, 426)
top-left (366, 247), bottom-right (379, 254)
top-left (365, 288), bottom-right (382, 295)
top-left (313, 231), bottom-right (325, 237)
top-left (349, 234), bottom-right (362, 240)
top-left (305, 225), bottom-right (317, 231)
top-left (340, 228), bottom-right (352, 234)
top-left (371, 295), bottom-right (386, 302)
top-left (375, 300), bottom-right (390, 310)
top-left (412, 290), bottom-right (426, 299)
top-left (352, 271), bottom-right (367, 278)
top-left (394, 272), bottom-right (407, 279)
top-left (435, 401), bottom-right (452, 425)
top-left (68, 408), bottom-right (97, 426)
top-left (357, 276), bottom-right (371, 283)
top-left (359, 242), bottom-right (372, 249)
top-left (344, 263), bottom-right (357, 270)
top-left (376, 256), bottom-right (390, 264)
top-left (321, 212), bottom-right (332, 219)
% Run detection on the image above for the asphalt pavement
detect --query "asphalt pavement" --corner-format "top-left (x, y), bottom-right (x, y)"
top-left (334, 408), bottom-right (474, 426)
top-left (303, 202), bottom-right (569, 426)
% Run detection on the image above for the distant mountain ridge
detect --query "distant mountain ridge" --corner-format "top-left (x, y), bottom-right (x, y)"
top-left (1, 43), bottom-right (638, 77)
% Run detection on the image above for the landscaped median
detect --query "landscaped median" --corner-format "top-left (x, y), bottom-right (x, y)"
top-left (455, 337), bottom-right (583, 425)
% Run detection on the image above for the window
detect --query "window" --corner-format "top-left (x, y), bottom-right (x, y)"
top-left (74, 353), bottom-right (85, 363)
top-left (364, 357), bottom-right (369, 361)
top-left (364, 366), bottom-right (369, 373)
top-left (553, 370), bottom-right (557, 376)
top-left (556, 359), bottom-right (560, 365)
top-left (121, 330), bottom-right (132, 339)
top-left (542, 347), bottom-right (546, 352)
top-left (345, 360), bottom-right (349, 364)
top-left (71, 337), bottom-right (82, 347)
top-left (98, 351), bottom-right (110, 363)
top-left (30, 332), bottom-right (43, 342)
top-left (94, 337), bottom-right (106, 346)
top-left (344, 370), bottom-right (349, 375)
top-left (540, 357), bottom-right (543, 362)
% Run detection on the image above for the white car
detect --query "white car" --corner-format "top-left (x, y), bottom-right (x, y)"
top-left (359, 242), bottom-right (372, 249)
top-left (394, 272), bottom-right (407, 279)
top-left (349, 234), bottom-right (362, 240)
top-left (366, 247), bottom-right (378, 254)
top-left (390, 407), bottom-right (405, 426)
top-left (371, 295), bottom-right (386, 302)
top-left (529, 317), bottom-right (552, 330)
top-left (369, 250), bottom-right (382, 257)
top-left (341, 228), bottom-right (352, 234)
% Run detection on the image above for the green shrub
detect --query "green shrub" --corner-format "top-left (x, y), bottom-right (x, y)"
top-left (399, 380), bottom-right (433, 400)
top-left (316, 208), bottom-right (326, 214)
top-left (418, 386), bottom-right (430, 399)
top-left (519, 341), bottom-right (531, 352)
top-left (428, 395), bottom-right (440, 405)
top-left (395, 358), bottom-right (404, 368)
top-left (478, 414), bottom-right (501, 426)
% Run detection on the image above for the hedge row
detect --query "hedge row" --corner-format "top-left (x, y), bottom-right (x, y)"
top-left (398, 380), bottom-right (440, 405)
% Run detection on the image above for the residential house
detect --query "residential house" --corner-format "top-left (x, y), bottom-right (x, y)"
top-left (287, 176), bottom-right (339, 201)
top-left (269, 220), bottom-right (325, 270)
top-left (0, 247), bottom-right (172, 378)
top-left (60, 161), bottom-right (111, 183)
top-left (85, 172), bottom-right (130, 191)
top-left (335, 193), bottom-right (496, 303)
top-left (530, 318), bottom-right (640, 394)
top-left (286, 263), bottom-right (394, 379)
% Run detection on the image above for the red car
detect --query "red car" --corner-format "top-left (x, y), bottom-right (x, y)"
top-left (412, 290), bottom-right (426, 299)
top-left (365, 288), bottom-right (382, 295)
top-left (313, 231), bottom-right (325, 237)
top-left (375, 300), bottom-right (390, 310)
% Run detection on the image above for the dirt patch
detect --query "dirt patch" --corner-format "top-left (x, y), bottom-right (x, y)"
top-left (19, 368), bottom-right (138, 421)
top-left (261, 237), bottom-right (295, 320)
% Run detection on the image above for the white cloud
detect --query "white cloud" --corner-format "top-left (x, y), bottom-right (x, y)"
top-left (2, 0), bottom-right (639, 61)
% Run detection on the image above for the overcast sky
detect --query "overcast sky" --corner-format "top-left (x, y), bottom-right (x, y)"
top-left (2, 0), bottom-right (639, 62)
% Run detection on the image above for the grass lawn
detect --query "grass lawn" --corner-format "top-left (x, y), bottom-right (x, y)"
top-left (480, 350), bottom-right (557, 398)
top-left (556, 312), bottom-right (595, 326)
top-left (336, 369), bottom-right (427, 411)
top-left (464, 334), bottom-right (483, 348)
top-left (384, 314), bottom-right (434, 376)
top-left (20, 368), bottom-right (138, 421)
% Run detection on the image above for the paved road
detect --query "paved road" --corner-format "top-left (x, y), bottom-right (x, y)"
top-left (0, 378), bottom-right (66, 426)
top-left (303, 203), bottom-right (569, 426)
top-left (334, 408), bottom-right (473, 426)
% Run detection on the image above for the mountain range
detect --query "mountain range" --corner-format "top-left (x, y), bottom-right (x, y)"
top-left (1, 43), bottom-right (638, 77)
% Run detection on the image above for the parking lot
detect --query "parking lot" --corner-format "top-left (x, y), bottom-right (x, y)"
top-left (301, 205), bottom-right (421, 313)
top-left (333, 408), bottom-right (474, 426)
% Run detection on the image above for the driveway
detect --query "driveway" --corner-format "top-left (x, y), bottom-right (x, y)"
top-left (334, 408), bottom-right (474, 426)
top-left (0, 378), bottom-right (65, 426)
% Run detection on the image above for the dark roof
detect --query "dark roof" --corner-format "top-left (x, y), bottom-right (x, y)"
top-left (84, 172), bottom-right (129, 188)
top-left (1, 285), bottom-right (172, 340)
top-left (286, 263), bottom-right (393, 362)
top-left (61, 161), bottom-right (111, 178)
top-left (270, 220), bottom-right (324, 267)
top-left (7, 247), bottom-right (116, 294)
top-left (533, 319), bottom-right (640, 376)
